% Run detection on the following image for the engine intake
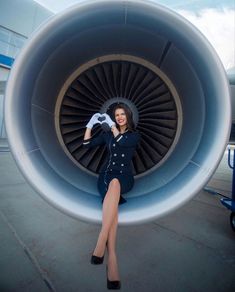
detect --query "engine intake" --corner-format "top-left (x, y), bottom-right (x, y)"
top-left (5, 0), bottom-right (231, 225)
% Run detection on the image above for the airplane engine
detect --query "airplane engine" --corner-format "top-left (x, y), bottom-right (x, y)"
top-left (4, 0), bottom-right (231, 225)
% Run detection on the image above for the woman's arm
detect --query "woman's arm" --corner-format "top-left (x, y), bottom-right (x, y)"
top-left (110, 125), bottom-right (120, 138)
top-left (83, 113), bottom-right (106, 148)
top-left (84, 127), bottom-right (92, 141)
top-left (83, 128), bottom-right (106, 148)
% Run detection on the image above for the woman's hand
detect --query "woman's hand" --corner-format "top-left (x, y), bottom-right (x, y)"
top-left (86, 113), bottom-right (102, 129)
top-left (103, 113), bottom-right (115, 128)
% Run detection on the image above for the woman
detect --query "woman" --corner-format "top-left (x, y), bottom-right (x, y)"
top-left (83, 103), bottom-right (140, 290)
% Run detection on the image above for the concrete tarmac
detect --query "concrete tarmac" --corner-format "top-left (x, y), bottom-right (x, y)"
top-left (0, 142), bottom-right (234, 292)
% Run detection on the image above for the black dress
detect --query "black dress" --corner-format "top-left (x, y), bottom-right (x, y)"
top-left (83, 130), bottom-right (140, 205)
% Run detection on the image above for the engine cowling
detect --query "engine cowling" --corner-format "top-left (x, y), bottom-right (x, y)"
top-left (5, 0), bottom-right (231, 225)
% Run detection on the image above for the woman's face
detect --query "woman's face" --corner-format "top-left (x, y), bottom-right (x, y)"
top-left (115, 108), bottom-right (127, 127)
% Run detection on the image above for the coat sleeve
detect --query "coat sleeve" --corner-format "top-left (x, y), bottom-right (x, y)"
top-left (114, 132), bottom-right (140, 148)
top-left (83, 132), bottom-right (106, 148)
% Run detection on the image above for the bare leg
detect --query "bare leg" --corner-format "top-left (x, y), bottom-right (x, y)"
top-left (107, 211), bottom-right (120, 281)
top-left (93, 179), bottom-right (120, 257)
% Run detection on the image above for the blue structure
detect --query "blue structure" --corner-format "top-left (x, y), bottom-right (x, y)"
top-left (0, 54), bottom-right (14, 68)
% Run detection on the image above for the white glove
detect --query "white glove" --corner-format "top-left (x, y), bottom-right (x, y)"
top-left (86, 113), bottom-right (102, 129)
top-left (103, 113), bottom-right (115, 128)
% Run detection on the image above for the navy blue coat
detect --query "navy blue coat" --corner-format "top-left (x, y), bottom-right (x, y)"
top-left (83, 130), bottom-right (140, 204)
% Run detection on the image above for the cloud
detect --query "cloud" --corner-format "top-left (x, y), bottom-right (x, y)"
top-left (177, 8), bottom-right (235, 70)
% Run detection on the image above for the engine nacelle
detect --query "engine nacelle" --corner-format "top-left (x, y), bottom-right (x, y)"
top-left (5, 0), bottom-right (231, 225)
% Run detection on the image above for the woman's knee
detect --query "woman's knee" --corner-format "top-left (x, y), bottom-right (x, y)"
top-left (106, 179), bottom-right (121, 196)
top-left (109, 178), bottom-right (120, 190)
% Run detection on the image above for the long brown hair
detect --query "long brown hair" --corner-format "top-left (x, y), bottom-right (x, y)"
top-left (112, 103), bottom-right (136, 132)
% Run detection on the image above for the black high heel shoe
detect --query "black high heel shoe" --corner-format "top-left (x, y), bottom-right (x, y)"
top-left (90, 253), bottom-right (104, 265)
top-left (106, 265), bottom-right (121, 290)
top-left (91, 241), bottom-right (108, 265)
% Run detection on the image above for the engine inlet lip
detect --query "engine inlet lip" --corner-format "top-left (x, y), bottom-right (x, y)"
top-left (55, 54), bottom-right (183, 178)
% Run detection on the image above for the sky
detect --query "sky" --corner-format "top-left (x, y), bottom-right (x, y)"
top-left (34, 0), bottom-right (235, 70)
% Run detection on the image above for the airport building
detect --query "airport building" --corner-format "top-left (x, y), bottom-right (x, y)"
top-left (0, 0), bottom-right (53, 138)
